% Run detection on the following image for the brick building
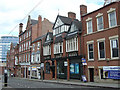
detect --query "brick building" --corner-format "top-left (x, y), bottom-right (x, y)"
top-left (81, 1), bottom-right (120, 83)
top-left (6, 43), bottom-right (17, 77)
top-left (43, 12), bottom-right (83, 80)
top-left (29, 16), bottom-right (53, 79)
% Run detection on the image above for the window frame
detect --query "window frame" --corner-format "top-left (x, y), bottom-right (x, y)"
top-left (86, 19), bottom-right (93, 34)
top-left (110, 37), bottom-right (119, 59)
top-left (87, 41), bottom-right (94, 61)
top-left (97, 40), bottom-right (106, 60)
top-left (108, 10), bottom-right (117, 28)
top-left (97, 16), bottom-right (104, 31)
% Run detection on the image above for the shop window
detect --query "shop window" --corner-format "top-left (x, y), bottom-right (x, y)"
top-left (46, 62), bottom-right (50, 73)
top-left (70, 63), bottom-right (79, 74)
top-left (57, 62), bottom-right (64, 74)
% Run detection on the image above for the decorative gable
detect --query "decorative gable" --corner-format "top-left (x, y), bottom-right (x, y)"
top-left (54, 17), bottom-right (63, 29)
top-left (69, 23), bottom-right (78, 32)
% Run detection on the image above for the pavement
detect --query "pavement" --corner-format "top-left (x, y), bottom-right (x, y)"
top-left (19, 77), bottom-right (120, 89)
top-left (1, 77), bottom-right (120, 89)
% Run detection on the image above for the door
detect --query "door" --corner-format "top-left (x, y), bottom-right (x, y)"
top-left (26, 68), bottom-right (28, 78)
top-left (89, 68), bottom-right (94, 82)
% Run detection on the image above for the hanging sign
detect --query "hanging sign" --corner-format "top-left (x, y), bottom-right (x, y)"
top-left (82, 58), bottom-right (87, 65)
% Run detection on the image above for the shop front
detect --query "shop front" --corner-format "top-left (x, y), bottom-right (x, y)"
top-left (56, 58), bottom-right (67, 79)
top-left (69, 56), bottom-right (83, 80)
top-left (31, 66), bottom-right (41, 79)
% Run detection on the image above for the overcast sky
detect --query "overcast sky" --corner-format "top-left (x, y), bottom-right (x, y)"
top-left (0, 0), bottom-right (105, 36)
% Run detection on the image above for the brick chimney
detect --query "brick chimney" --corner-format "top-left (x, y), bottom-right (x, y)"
top-left (68, 12), bottom-right (76, 20)
top-left (37, 15), bottom-right (42, 37)
top-left (80, 5), bottom-right (87, 20)
top-left (19, 23), bottom-right (23, 34)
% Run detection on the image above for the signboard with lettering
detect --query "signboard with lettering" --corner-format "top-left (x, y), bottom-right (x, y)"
top-left (103, 66), bottom-right (120, 79)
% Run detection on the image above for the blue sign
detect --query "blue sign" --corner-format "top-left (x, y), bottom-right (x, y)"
top-left (82, 58), bottom-right (87, 65)
top-left (103, 66), bottom-right (120, 79)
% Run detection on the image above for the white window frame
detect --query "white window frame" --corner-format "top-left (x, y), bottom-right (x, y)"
top-left (97, 15), bottom-right (104, 31)
top-left (87, 40), bottom-right (94, 61)
top-left (108, 9), bottom-right (117, 28)
top-left (54, 42), bottom-right (63, 54)
top-left (97, 38), bottom-right (106, 60)
top-left (86, 19), bottom-right (93, 34)
top-left (109, 35), bottom-right (119, 59)
top-left (66, 37), bottom-right (78, 52)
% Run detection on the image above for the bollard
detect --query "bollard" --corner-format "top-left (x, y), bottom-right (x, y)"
top-left (4, 73), bottom-right (8, 87)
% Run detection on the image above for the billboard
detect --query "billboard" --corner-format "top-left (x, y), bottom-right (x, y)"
top-left (103, 66), bottom-right (120, 79)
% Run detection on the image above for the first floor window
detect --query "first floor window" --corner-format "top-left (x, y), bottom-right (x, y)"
top-left (110, 39), bottom-right (119, 58)
top-left (88, 43), bottom-right (94, 60)
top-left (98, 41), bottom-right (105, 59)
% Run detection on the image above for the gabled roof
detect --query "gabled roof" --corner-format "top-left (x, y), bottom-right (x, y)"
top-left (65, 19), bottom-right (82, 40)
top-left (43, 32), bottom-right (53, 46)
top-left (31, 19), bottom-right (38, 25)
top-left (53, 15), bottom-right (72, 29)
top-left (32, 34), bottom-right (46, 43)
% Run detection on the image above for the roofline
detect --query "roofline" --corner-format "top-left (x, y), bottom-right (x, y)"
top-left (82, 1), bottom-right (118, 17)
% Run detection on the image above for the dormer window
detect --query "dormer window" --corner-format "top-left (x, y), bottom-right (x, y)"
top-left (70, 24), bottom-right (78, 32)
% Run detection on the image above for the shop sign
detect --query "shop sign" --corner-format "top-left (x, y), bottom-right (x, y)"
top-left (82, 58), bottom-right (87, 65)
top-left (64, 61), bottom-right (68, 66)
top-left (32, 67), bottom-right (37, 70)
top-left (103, 66), bottom-right (120, 79)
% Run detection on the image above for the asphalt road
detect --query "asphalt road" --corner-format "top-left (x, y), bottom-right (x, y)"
top-left (2, 77), bottom-right (117, 90)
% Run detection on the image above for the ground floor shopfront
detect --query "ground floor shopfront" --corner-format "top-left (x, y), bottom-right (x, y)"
top-left (44, 55), bottom-right (84, 81)
top-left (86, 65), bottom-right (120, 83)
top-left (29, 65), bottom-right (41, 79)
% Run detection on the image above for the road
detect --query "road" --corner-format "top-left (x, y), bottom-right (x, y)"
top-left (2, 77), bottom-right (117, 89)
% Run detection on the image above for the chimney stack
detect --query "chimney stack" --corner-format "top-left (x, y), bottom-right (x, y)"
top-left (80, 5), bottom-right (87, 20)
top-left (68, 12), bottom-right (76, 20)
top-left (19, 23), bottom-right (23, 34)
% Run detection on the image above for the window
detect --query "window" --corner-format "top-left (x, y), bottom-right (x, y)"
top-left (66, 37), bottom-right (78, 52)
top-left (57, 62), bottom-right (64, 74)
top-left (54, 42), bottom-right (63, 54)
top-left (98, 41), bottom-right (105, 59)
top-left (88, 43), bottom-right (94, 60)
top-left (110, 38), bottom-right (119, 58)
top-left (46, 62), bottom-right (50, 73)
top-left (43, 45), bottom-right (51, 56)
top-left (33, 44), bottom-right (35, 51)
top-left (70, 63), bottom-right (79, 74)
top-left (97, 16), bottom-right (104, 31)
top-left (87, 20), bottom-right (93, 34)
top-left (108, 10), bottom-right (117, 27)
top-left (70, 24), bottom-right (78, 32)
top-left (37, 42), bottom-right (40, 50)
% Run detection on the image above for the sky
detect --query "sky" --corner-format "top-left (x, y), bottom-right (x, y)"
top-left (0, 0), bottom-right (105, 36)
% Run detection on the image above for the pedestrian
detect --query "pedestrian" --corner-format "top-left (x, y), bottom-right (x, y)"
top-left (4, 67), bottom-right (8, 87)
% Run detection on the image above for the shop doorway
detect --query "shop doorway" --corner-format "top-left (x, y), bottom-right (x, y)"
top-left (26, 68), bottom-right (28, 78)
top-left (89, 68), bottom-right (94, 82)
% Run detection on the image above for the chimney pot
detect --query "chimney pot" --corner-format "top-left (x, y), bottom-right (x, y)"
top-left (19, 23), bottom-right (23, 34)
